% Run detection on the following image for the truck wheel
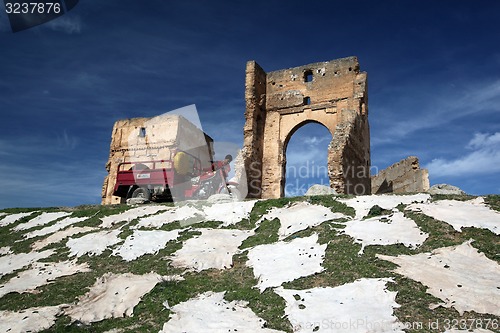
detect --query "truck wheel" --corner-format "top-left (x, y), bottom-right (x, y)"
top-left (131, 187), bottom-right (151, 200)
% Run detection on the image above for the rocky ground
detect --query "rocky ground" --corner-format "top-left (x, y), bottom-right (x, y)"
top-left (0, 193), bottom-right (499, 333)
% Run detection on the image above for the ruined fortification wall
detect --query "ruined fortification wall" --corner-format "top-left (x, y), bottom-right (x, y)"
top-left (102, 115), bottom-right (213, 205)
top-left (243, 61), bottom-right (267, 198)
top-left (243, 56), bottom-right (371, 198)
top-left (371, 156), bottom-right (430, 194)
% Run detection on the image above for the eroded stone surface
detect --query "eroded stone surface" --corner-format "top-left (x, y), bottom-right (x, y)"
top-left (101, 114), bottom-right (214, 205)
top-left (428, 183), bottom-right (465, 195)
top-left (305, 184), bottom-right (337, 196)
top-left (371, 156), bottom-right (429, 194)
top-left (243, 57), bottom-right (370, 198)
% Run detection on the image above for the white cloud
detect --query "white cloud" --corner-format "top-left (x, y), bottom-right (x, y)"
top-left (426, 132), bottom-right (500, 177)
top-left (373, 80), bottom-right (500, 145)
top-left (303, 135), bottom-right (330, 146)
top-left (466, 132), bottom-right (500, 149)
top-left (46, 16), bottom-right (82, 34)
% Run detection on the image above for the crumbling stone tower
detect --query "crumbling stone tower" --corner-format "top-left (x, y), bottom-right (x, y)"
top-left (243, 56), bottom-right (371, 198)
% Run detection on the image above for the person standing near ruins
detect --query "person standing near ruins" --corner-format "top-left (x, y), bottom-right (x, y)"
top-left (208, 154), bottom-right (233, 178)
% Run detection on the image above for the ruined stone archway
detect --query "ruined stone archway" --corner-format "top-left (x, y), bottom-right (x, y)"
top-left (242, 57), bottom-right (371, 199)
top-left (283, 120), bottom-right (332, 196)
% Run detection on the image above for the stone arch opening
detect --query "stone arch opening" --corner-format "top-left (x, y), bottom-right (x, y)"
top-left (243, 57), bottom-right (371, 199)
top-left (283, 120), bottom-right (332, 196)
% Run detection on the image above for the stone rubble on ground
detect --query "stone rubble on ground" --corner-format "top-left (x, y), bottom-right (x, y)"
top-left (305, 184), bottom-right (338, 196)
top-left (428, 183), bottom-right (466, 195)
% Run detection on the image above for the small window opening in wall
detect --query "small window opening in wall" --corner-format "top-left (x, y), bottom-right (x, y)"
top-left (304, 70), bottom-right (313, 82)
top-left (303, 97), bottom-right (311, 105)
top-left (139, 127), bottom-right (146, 137)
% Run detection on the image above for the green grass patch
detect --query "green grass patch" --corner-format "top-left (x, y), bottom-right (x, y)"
top-left (0, 194), bottom-right (499, 332)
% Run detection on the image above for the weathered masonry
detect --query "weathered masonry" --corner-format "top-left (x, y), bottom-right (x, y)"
top-left (102, 114), bottom-right (213, 205)
top-left (371, 156), bottom-right (430, 194)
top-left (242, 56), bottom-right (371, 199)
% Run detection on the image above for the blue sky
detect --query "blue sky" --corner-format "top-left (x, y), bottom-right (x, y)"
top-left (1, 0), bottom-right (499, 208)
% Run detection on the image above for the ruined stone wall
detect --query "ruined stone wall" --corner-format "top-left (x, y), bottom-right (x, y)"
top-left (243, 56), bottom-right (371, 198)
top-left (371, 156), bottom-right (430, 194)
top-left (243, 61), bottom-right (267, 198)
top-left (329, 111), bottom-right (371, 195)
top-left (102, 115), bottom-right (213, 205)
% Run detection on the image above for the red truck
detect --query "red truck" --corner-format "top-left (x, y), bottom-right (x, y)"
top-left (112, 150), bottom-right (239, 202)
